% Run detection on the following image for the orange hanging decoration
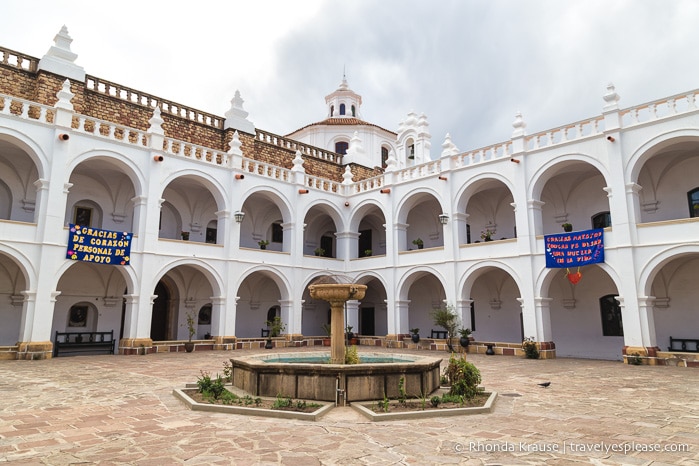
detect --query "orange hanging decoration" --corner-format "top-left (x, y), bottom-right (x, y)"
top-left (566, 267), bottom-right (582, 285)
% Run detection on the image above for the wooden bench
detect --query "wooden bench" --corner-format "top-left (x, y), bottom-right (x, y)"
top-left (430, 329), bottom-right (448, 339)
top-left (668, 336), bottom-right (699, 353)
top-left (54, 330), bottom-right (115, 357)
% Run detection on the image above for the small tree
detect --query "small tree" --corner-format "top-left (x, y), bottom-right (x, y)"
top-left (265, 316), bottom-right (286, 337)
top-left (185, 312), bottom-right (196, 341)
top-left (431, 304), bottom-right (459, 351)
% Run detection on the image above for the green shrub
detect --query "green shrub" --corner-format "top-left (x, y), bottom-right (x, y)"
top-left (345, 345), bottom-right (360, 364)
top-left (196, 371), bottom-right (227, 400)
top-left (522, 337), bottom-right (540, 359)
top-left (443, 354), bottom-right (482, 399)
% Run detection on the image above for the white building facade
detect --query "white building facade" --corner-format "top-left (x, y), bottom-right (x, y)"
top-left (1, 29), bottom-right (697, 363)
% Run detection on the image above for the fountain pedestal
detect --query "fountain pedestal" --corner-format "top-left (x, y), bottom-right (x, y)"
top-left (309, 283), bottom-right (367, 364)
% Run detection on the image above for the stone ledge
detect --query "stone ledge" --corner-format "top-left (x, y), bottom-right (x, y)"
top-left (352, 391), bottom-right (497, 421)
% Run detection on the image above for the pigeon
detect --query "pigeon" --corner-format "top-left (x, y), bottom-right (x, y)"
top-left (537, 381), bottom-right (551, 388)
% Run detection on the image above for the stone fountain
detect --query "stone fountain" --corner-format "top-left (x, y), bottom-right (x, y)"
top-left (308, 282), bottom-right (366, 364)
top-left (228, 276), bottom-right (442, 403)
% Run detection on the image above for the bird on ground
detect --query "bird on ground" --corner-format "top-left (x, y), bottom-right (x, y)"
top-left (537, 381), bottom-right (551, 388)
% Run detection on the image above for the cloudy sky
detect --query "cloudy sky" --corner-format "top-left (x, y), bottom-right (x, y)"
top-left (3, 0), bottom-right (699, 154)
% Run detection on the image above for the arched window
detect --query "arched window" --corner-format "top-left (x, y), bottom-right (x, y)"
top-left (351, 105), bottom-right (356, 117)
top-left (206, 220), bottom-right (217, 244)
top-left (381, 146), bottom-right (389, 168)
top-left (330, 105), bottom-right (334, 117)
top-left (339, 103), bottom-right (346, 115)
top-left (591, 211), bottom-right (611, 229)
top-left (335, 141), bottom-right (349, 155)
top-left (272, 222), bottom-right (283, 243)
top-left (688, 187), bottom-right (699, 217)
top-left (198, 304), bottom-right (212, 325)
top-left (599, 295), bottom-right (623, 336)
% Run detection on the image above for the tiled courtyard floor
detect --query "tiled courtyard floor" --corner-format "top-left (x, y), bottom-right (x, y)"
top-left (0, 347), bottom-right (697, 465)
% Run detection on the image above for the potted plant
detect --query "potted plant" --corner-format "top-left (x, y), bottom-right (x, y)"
top-left (321, 323), bottom-right (331, 346)
top-left (458, 327), bottom-right (472, 348)
top-left (258, 239), bottom-right (269, 249)
top-left (345, 325), bottom-right (354, 341)
top-left (364, 249), bottom-right (372, 257)
top-left (412, 238), bottom-right (424, 249)
top-left (410, 328), bottom-right (420, 343)
top-left (314, 247), bottom-right (325, 257)
top-left (480, 229), bottom-right (494, 242)
top-left (181, 231), bottom-right (190, 241)
top-left (265, 316), bottom-right (286, 349)
top-left (562, 223), bottom-right (573, 232)
top-left (184, 311), bottom-right (196, 352)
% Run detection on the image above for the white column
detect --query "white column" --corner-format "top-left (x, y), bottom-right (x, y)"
top-left (279, 299), bottom-right (296, 334)
top-left (345, 300), bottom-right (360, 334)
top-left (457, 299), bottom-right (473, 330)
top-left (637, 296), bottom-right (658, 348)
top-left (532, 297), bottom-right (553, 342)
top-left (394, 299), bottom-right (410, 334)
top-left (335, 231), bottom-right (359, 260)
top-left (210, 295), bottom-right (226, 337)
top-left (121, 294), bottom-right (139, 338)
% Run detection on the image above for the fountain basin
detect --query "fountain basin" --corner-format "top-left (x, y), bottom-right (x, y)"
top-left (230, 352), bottom-right (442, 402)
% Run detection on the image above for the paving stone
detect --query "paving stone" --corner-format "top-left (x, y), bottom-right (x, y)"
top-left (0, 348), bottom-right (697, 464)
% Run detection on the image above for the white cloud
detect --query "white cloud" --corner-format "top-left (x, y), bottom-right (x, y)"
top-left (3, 0), bottom-right (699, 155)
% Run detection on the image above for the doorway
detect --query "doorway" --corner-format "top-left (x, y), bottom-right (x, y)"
top-left (360, 307), bottom-right (375, 335)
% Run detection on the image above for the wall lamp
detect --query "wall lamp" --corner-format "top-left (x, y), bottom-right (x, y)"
top-left (234, 211), bottom-right (245, 223)
top-left (438, 213), bottom-right (449, 225)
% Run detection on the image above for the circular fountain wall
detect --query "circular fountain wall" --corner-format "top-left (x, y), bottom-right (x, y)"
top-left (229, 352), bottom-right (442, 402)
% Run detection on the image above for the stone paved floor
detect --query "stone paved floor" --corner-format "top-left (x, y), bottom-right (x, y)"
top-left (0, 347), bottom-right (697, 465)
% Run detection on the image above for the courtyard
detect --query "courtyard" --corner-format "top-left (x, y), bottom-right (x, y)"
top-left (0, 348), bottom-right (697, 465)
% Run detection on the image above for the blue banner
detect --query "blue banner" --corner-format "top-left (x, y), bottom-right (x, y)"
top-left (66, 224), bottom-right (132, 266)
top-left (544, 228), bottom-right (604, 268)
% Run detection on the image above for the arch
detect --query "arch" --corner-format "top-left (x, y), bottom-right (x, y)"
top-left (454, 172), bottom-right (517, 213)
top-left (239, 187), bottom-right (293, 223)
top-left (303, 199), bottom-right (345, 231)
top-left (354, 270), bottom-right (390, 291)
top-left (339, 103), bottom-right (346, 115)
top-left (0, 128), bottom-right (49, 180)
top-left (535, 260), bottom-right (622, 300)
top-left (637, 244), bottom-right (699, 296)
top-left (235, 264), bottom-right (292, 301)
top-left (396, 266), bottom-right (448, 301)
top-left (55, 257), bottom-right (137, 297)
top-left (159, 169), bottom-right (228, 211)
top-left (394, 187), bottom-right (447, 224)
top-left (348, 199), bottom-right (388, 232)
top-left (0, 244), bottom-right (34, 290)
top-left (150, 258), bottom-right (225, 297)
top-left (458, 260), bottom-right (524, 300)
top-left (66, 150), bottom-right (146, 197)
top-left (627, 130), bottom-right (699, 183)
top-left (528, 153), bottom-right (611, 202)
